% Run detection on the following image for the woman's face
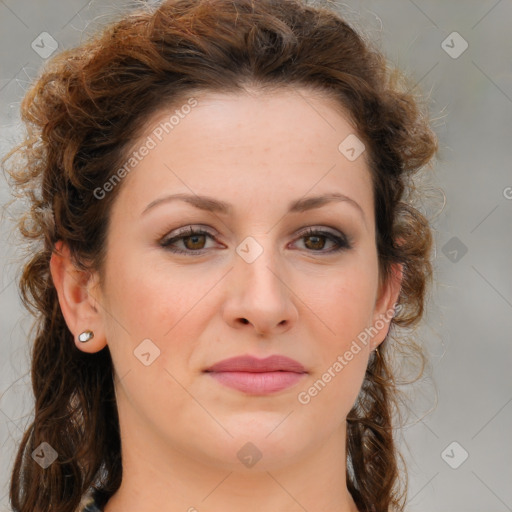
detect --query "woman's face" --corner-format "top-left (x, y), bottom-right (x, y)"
top-left (88, 88), bottom-right (400, 472)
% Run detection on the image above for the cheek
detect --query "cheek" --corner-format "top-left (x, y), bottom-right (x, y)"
top-left (101, 250), bottom-right (221, 368)
top-left (301, 253), bottom-right (378, 406)
top-left (100, 254), bottom-right (211, 416)
top-left (298, 288), bottom-right (372, 423)
top-left (314, 254), bottom-right (379, 339)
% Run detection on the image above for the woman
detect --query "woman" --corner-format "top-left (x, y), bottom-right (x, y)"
top-left (3, 0), bottom-right (437, 511)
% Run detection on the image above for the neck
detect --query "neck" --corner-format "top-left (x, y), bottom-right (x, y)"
top-left (103, 406), bottom-right (359, 512)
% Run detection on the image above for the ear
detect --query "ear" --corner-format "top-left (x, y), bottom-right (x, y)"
top-left (50, 240), bottom-right (107, 353)
top-left (370, 262), bottom-right (403, 350)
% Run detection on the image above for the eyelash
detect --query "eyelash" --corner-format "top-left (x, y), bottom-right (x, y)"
top-left (159, 226), bottom-right (352, 255)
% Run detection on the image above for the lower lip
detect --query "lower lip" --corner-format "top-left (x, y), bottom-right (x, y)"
top-left (206, 371), bottom-right (306, 394)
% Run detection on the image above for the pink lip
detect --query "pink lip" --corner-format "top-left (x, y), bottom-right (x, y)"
top-left (204, 355), bottom-right (307, 395)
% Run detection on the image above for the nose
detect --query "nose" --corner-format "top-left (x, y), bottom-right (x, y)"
top-left (222, 243), bottom-right (298, 337)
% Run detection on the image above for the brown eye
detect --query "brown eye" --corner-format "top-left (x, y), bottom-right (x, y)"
top-left (304, 234), bottom-right (326, 250)
top-left (160, 226), bottom-right (216, 254)
top-left (295, 228), bottom-right (352, 253)
top-left (182, 233), bottom-right (207, 250)
top-left (160, 226), bottom-right (352, 256)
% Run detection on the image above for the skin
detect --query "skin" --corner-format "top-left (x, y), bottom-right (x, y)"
top-left (51, 87), bottom-right (402, 512)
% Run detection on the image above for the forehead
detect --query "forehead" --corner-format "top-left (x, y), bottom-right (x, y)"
top-left (111, 88), bottom-right (374, 222)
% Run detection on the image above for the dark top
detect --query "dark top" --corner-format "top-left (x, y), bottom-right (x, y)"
top-left (78, 488), bottom-right (106, 512)
top-left (79, 496), bottom-right (102, 511)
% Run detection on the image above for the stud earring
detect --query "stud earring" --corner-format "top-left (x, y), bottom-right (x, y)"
top-left (78, 330), bottom-right (94, 343)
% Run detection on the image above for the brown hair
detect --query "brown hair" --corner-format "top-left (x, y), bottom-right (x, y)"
top-left (2, 0), bottom-right (437, 511)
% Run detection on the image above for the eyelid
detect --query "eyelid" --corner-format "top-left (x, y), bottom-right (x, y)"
top-left (295, 225), bottom-right (344, 237)
top-left (160, 224), bottom-right (348, 243)
top-left (159, 223), bottom-right (353, 257)
top-left (293, 226), bottom-right (352, 250)
top-left (159, 224), bottom-right (216, 241)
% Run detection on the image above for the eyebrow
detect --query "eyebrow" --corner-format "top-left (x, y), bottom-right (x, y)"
top-left (142, 192), bottom-right (366, 223)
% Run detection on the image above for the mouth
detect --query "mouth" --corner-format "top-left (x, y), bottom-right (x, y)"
top-left (203, 354), bottom-right (307, 395)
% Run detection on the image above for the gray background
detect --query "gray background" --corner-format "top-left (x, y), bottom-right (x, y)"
top-left (1, 1), bottom-right (511, 511)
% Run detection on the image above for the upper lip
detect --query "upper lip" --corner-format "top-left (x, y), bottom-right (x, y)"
top-left (204, 355), bottom-right (307, 373)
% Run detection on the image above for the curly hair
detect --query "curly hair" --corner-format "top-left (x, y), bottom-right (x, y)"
top-left (2, 1), bottom-right (438, 511)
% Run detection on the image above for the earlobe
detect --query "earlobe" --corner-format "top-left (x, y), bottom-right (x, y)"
top-left (371, 262), bottom-right (403, 350)
top-left (50, 241), bottom-right (107, 353)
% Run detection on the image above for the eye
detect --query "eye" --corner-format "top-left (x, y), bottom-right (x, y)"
top-left (160, 226), bottom-right (217, 255)
top-left (159, 225), bottom-right (352, 256)
top-left (292, 227), bottom-right (352, 253)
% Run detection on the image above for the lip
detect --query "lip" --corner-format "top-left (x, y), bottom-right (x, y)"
top-left (204, 354), bottom-right (307, 373)
top-left (203, 355), bottom-right (307, 395)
